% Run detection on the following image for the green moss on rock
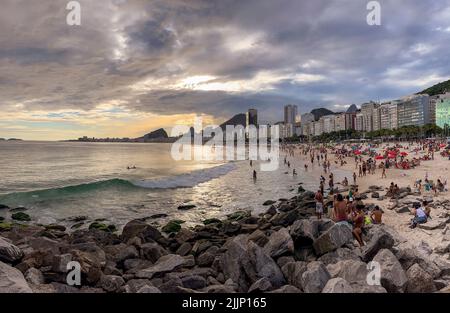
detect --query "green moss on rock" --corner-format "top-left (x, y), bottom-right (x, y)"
top-left (89, 221), bottom-right (116, 232)
top-left (11, 212), bottom-right (31, 221)
top-left (203, 218), bottom-right (222, 225)
top-left (162, 220), bottom-right (182, 233)
top-left (0, 222), bottom-right (13, 231)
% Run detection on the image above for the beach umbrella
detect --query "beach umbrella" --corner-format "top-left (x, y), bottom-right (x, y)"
top-left (388, 154), bottom-right (396, 159)
top-left (400, 152), bottom-right (408, 156)
top-left (354, 150), bottom-right (362, 155)
top-left (375, 155), bottom-right (384, 160)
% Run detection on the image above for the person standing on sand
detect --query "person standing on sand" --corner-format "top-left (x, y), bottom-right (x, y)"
top-left (315, 189), bottom-right (324, 220)
top-left (381, 163), bottom-right (387, 178)
top-left (358, 165), bottom-right (363, 177)
top-left (253, 170), bottom-right (257, 181)
top-left (353, 172), bottom-right (357, 185)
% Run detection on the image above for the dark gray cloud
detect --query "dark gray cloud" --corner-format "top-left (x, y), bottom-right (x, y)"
top-left (1, 0), bottom-right (450, 124)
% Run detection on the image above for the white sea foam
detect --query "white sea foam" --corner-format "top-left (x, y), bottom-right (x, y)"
top-left (132, 163), bottom-right (237, 189)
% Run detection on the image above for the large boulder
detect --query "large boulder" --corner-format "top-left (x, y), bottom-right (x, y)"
top-left (248, 277), bottom-right (273, 293)
top-left (313, 223), bottom-right (353, 256)
top-left (405, 264), bottom-right (436, 293)
top-left (361, 226), bottom-right (395, 262)
top-left (222, 235), bottom-right (285, 292)
top-left (140, 242), bottom-right (168, 263)
top-left (418, 219), bottom-right (446, 230)
top-left (281, 261), bottom-right (308, 290)
top-left (373, 249), bottom-right (408, 293)
top-left (270, 210), bottom-right (300, 227)
top-left (395, 244), bottom-right (442, 279)
top-left (269, 285), bottom-right (302, 293)
top-left (121, 219), bottom-right (162, 243)
top-left (0, 236), bottom-right (24, 263)
top-left (289, 219), bottom-right (319, 247)
top-left (322, 277), bottom-right (354, 293)
top-left (263, 228), bottom-right (294, 258)
top-left (326, 259), bottom-right (368, 283)
top-left (318, 247), bottom-right (361, 265)
top-left (301, 261), bottom-right (331, 293)
top-left (0, 261), bottom-right (32, 293)
top-left (136, 254), bottom-right (193, 279)
top-left (350, 281), bottom-right (387, 293)
top-left (100, 275), bottom-right (125, 293)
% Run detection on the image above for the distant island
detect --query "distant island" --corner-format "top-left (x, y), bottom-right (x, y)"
top-left (0, 138), bottom-right (23, 141)
top-left (66, 128), bottom-right (177, 143)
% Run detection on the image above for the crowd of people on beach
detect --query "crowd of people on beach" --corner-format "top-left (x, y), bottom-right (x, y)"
top-left (273, 138), bottom-right (450, 246)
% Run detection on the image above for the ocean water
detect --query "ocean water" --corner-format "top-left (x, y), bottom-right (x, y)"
top-left (0, 141), bottom-right (350, 229)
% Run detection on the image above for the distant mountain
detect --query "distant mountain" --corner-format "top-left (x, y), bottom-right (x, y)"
top-left (310, 108), bottom-right (334, 121)
top-left (219, 113), bottom-right (246, 130)
top-left (346, 104), bottom-right (358, 113)
top-left (137, 128), bottom-right (168, 141)
top-left (418, 79), bottom-right (450, 96)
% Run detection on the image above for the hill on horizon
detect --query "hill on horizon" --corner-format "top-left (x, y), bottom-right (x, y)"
top-left (310, 108), bottom-right (335, 121)
top-left (418, 79), bottom-right (450, 96)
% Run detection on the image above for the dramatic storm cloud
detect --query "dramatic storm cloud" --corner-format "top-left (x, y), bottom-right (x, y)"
top-left (1, 0), bottom-right (450, 139)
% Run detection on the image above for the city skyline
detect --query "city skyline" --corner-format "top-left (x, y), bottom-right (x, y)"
top-left (2, 0), bottom-right (450, 140)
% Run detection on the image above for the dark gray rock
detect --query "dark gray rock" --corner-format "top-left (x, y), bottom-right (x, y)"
top-left (181, 275), bottom-right (207, 290)
top-left (248, 277), bottom-right (273, 293)
top-left (268, 285), bottom-right (302, 293)
top-left (100, 275), bottom-right (125, 293)
top-left (373, 249), bottom-right (407, 293)
top-left (222, 235), bottom-right (285, 292)
top-left (313, 223), bottom-right (353, 256)
top-left (281, 261), bottom-right (307, 290)
top-left (405, 263), bottom-right (437, 293)
top-left (263, 228), bottom-right (294, 258)
top-left (0, 236), bottom-right (24, 263)
top-left (361, 226), bottom-right (395, 262)
top-left (0, 261), bottom-right (32, 293)
top-left (140, 242), bottom-right (168, 263)
top-left (301, 261), bottom-right (331, 293)
top-left (322, 277), bottom-right (354, 293)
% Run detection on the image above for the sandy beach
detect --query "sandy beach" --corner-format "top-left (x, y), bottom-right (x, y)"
top-left (280, 141), bottom-right (450, 251)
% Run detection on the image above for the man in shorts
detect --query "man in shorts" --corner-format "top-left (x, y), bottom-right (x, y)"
top-left (315, 189), bottom-right (324, 220)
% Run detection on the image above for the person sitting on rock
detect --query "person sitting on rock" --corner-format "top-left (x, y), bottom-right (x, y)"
top-left (409, 201), bottom-right (428, 228)
top-left (352, 206), bottom-right (365, 246)
top-left (370, 206), bottom-right (383, 224)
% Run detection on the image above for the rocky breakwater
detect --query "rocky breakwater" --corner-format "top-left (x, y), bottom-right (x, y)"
top-left (1, 190), bottom-right (450, 293)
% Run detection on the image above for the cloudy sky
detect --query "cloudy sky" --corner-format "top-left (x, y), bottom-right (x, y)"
top-left (1, 0), bottom-right (450, 140)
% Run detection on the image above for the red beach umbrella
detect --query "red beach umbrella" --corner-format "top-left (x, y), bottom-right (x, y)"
top-left (375, 155), bottom-right (384, 160)
top-left (400, 152), bottom-right (408, 156)
top-left (354, 150), bottom-right (362, 155)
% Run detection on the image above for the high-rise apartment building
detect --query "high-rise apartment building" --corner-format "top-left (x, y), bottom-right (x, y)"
top-left (436, 93), bottom-right (450, 129)
top-left (334, 113), bottom-right (346, 132)
top-left (247, 109), bottom-right (258, 127)
top-left (360, 101), bottom-right (379, 132)
top-left (284, 104), bottom-right (298, 125)
top-left (397, 94), bottom-right (431, 128)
